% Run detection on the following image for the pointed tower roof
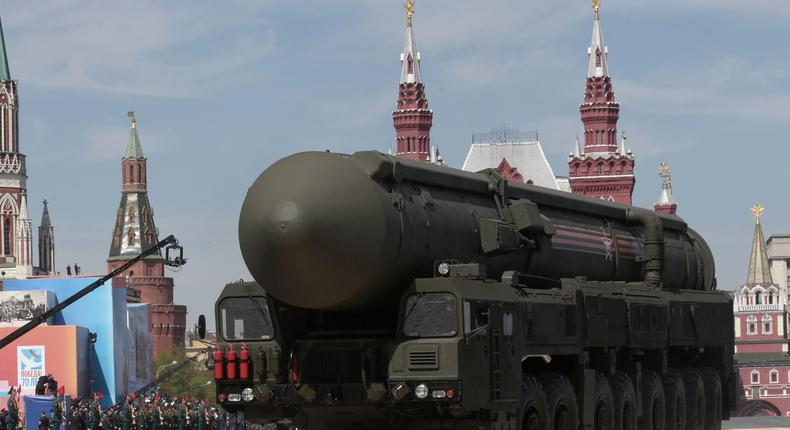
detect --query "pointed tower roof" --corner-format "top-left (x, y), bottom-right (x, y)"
top-left (18, 192), bottom-right (28, 220)
top-left (587, 0), bottom-right (609, 78)
top-left (400, 1), bottom-right (422, 84)
top-left (0, 18), bottom-right (10, 80)
top-left (746, 204), bottom-right (773, 286)
top-left (40, 199), bottom-right (51, 227)
top-left (124, 111), bottom-right (145, 159)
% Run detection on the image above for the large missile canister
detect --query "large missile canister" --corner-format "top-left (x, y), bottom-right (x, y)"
top-left (239, 151), bottom-right (715, 311)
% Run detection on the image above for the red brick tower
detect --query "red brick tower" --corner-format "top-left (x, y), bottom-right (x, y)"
top-left (654, 162), bottom-right (677, 215)
top-left (107, 112), bottom-right (186, 358)
top-left (393, 1), bottom-right (433, 162)
top-left (568, 1), bottom-right (635, 205)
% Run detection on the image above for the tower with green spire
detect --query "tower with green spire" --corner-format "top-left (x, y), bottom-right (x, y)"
top-left (107, 113), bottom-right (186, 359)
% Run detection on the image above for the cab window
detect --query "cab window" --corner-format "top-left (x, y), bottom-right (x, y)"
top-left (402, 293), bottom-right (458, 337)
top-left (220, 297), bottom-right (274, 340)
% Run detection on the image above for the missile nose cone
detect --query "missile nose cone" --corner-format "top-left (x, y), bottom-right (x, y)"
top-left (268, 200), bottom-right (304, 241)
top-left (239, 151), bottom-right (400, 310)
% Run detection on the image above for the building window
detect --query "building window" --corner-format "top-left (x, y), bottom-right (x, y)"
top-left (770, 369), bottom-right (779, 384)
top-left (3, 217), bottom-right (10, 255)
top-left (747, 315), bottom-right (758, 335)
top-left (763, 315), bottom-right (773, 335)
top-left (751, 370), bottom-right (760, 384)
top-left (755, 291), bottom-right (763, 305)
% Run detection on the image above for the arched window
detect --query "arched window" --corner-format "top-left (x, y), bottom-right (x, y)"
top-left (138, 164), bottom-right (142, 183)
top-left (770, 369), bottom-right (779, 384)
top-left (127, 227), bottom-right (136, 246)
top-left (751, 370), bottom-right (760, 384)
top-left (129, 164), bottom-right (135, 182)
top-left (755, 291), bottom-right (763, 305)
top-left (747, 315), bottom-right (758, 335)
top-left (763, 314), bottom-right (773, 334)
top-left (768, 287), bottom-right (779, 305)
top-left (3, 216), bottom-right (10, 255)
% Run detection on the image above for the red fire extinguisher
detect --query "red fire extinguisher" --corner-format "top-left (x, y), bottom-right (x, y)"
top-left (213, 344), bottom-right (224, 380)
top-left (239, 343), bottom-right (250, 379)
top-left (226, 345), bottom-right (238, 379)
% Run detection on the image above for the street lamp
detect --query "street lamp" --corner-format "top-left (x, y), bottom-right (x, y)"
top-left (156, 360), bottom-right (178, 378)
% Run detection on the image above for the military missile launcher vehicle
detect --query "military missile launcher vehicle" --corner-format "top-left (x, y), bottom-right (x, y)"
top-left (211, 150), bottom-right (734, 430)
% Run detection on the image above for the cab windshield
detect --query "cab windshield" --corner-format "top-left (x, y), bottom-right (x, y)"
top-left (220, 297), bottom-right (274, 341)
top-left (402, 293), bottom-right (458, 337)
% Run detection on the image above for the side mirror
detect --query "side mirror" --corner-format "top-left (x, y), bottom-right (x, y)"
top-left (197, 315), bottom-right (207, 339)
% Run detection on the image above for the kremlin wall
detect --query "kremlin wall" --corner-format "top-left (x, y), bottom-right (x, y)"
top-left (0, 0), bottom-right (785, 420)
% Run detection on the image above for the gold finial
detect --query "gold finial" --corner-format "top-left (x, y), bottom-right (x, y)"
top-left (658, 162), bottom-right (670, 177)
top-left (752, 204), bottom-right (765, 224)
top-left (593, 0), bottom-right (600, 20)
top-left (404, 1), bottom-right (415, 27)
top-left (128, 111), bottom-right (136, 128)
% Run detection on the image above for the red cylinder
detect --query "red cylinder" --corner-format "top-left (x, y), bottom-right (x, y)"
top-left (239, 344), bottom-right (250, 379)
top-left (226, 345), bottom-right (238, 380)
top-left (290, 350), bottom-right (300, 385)
top-left (213, 345), bottom-right (224, 380)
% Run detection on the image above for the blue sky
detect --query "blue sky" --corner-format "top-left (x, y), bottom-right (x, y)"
top-left (3, 0), bottom-right (789, 326)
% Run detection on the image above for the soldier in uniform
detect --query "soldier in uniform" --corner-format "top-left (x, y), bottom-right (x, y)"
top-left (195, 404), bottom-right (205, 430)
top-left (50, 394), bottom-right (64, 430)
top-left (39, 411), bottom-right (51, 430)
top-left (85, 396), bottom-right (97, 430)
top-left (5, 387), bottom-right (19, 430)
top-left (176, 401), bottom-right (184, 430)
top-left (149, 401), bottom-right (160, 430)
top-left (121, 395), bottom-right (132, 430)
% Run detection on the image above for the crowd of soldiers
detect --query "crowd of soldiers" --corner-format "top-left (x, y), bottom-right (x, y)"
top-left (1, 389), bottom-right (263, 430)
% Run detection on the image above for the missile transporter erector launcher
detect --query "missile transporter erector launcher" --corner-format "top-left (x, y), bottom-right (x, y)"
top-left (213, 150), bottom-right (734, 430)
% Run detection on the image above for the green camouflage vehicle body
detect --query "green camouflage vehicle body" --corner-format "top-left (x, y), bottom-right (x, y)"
top-left (213, 151), bottom-right (735, 430)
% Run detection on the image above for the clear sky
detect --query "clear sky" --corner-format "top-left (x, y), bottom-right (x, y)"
top-left (3, 0), bottom-right (789, 327)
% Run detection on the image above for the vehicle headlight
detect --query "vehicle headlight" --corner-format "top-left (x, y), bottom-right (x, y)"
top-left (415, 384), bottom-right (429, 399)
top-left (437, 262), bottom-right (450, 276)
top-left (241, 388), bottom-right (254, 402)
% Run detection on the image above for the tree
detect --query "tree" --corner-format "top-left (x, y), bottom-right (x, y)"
top-left (153, 348), bottom-right (214, 400)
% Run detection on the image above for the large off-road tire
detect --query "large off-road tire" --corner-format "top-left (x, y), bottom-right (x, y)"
top-left (662, 369), bottom-right (686, 430)
top-left (639, 370), bottom-right (666, 430)
top-left (520, 374), bottom-right (549, 430)
top-left (539, 372), bottom-right (578, 430)
top-left (680, 367), bottom-right (706, 430)
top-left (609, 372), bottom-right (638, 430)
top-left (592, 372), bottom-right (614, 430)
top-left (701, 367), bottom-right (722, 430)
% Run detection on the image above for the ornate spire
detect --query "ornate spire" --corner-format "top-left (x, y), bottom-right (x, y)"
top-left (746, 204), bottom-right (773, 286)
top-left (393, 0), bottom-right (432, 162)
top-left (400, 1), bottom-right (422, 84)
top-left (124, 111), bottom-right (144, 159)
top-left (588, 0), bottom-right (609, 78)
top-left (112, 112), bottom-right (158, 259)
top-left (654, 162), bottom-right (677, 215)
top-left (0, 17), bottom-right (10, 80)
top-left (40, 199), bottom-right (51, 226)
top-left (568, 0), bottom-right (633, 205)
top-left (38, 199), bottom-right (55, 275)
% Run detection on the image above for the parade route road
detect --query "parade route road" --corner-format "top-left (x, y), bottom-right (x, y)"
top-left (724, 417), bottom-right (790, 429)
